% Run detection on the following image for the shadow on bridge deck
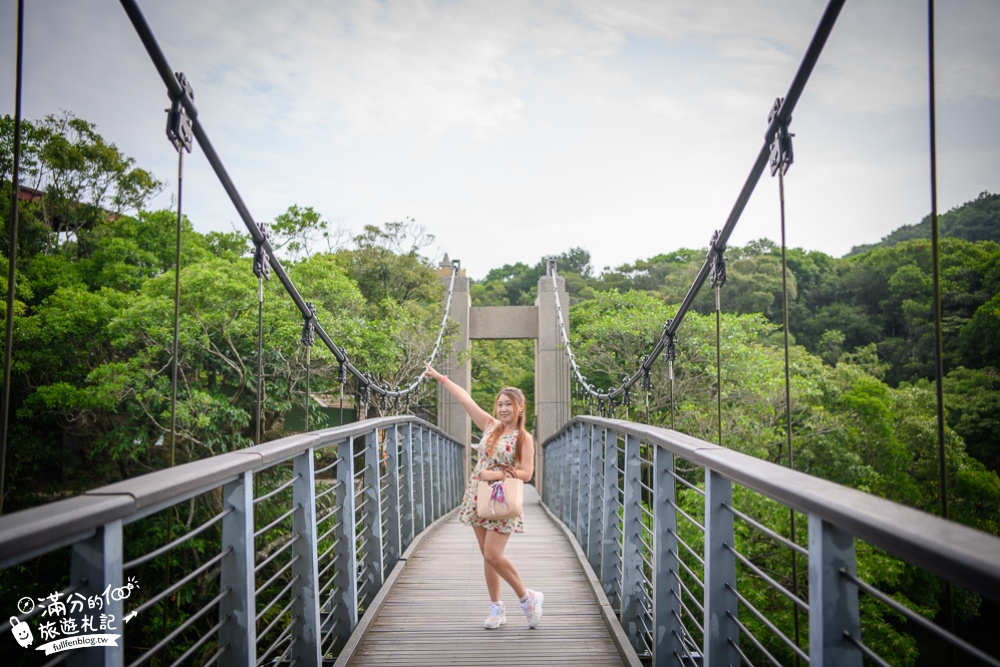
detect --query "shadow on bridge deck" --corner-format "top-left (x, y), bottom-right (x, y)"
top-left (334, 485), bottom-right (642, 667)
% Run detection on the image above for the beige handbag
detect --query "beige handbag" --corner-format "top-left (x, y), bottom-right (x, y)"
top-left (476, 478), bottom-right (524, 521)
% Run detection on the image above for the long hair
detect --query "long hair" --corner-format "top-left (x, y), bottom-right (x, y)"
top-left (484, 386), bottom-right (527, 467)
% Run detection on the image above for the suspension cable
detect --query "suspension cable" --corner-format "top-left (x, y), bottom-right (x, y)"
top-left (770, 94), bottom-right (803, 664)
top-left (926, 1), bottom-right (955, 661)
top-left (710, 230), bottom-right (727, 447)
top-left (117, 0), bottom-right (458, 410)
top-left (253, 222), bottom-right (270, 445)
top-left (545, 0), bottom-right (847, 409)
top-left (301, 302), bottom-right (316, 432)
top-left (0, 0), bottom-right (25, 516)
top-left (338, 355), bottom-right (346, 427)
top-left (118, 0), bottom-right (844, 427)
top-left (165, 72), bottom-right (193, 468)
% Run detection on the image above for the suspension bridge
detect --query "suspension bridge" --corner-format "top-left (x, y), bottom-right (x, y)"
top-left (2, 0), bottom-right (1000, 665)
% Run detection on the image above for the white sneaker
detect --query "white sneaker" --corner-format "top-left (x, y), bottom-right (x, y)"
top-left (519, 589), bottom-right (544, 628)
top-left (484, 602), bottom-right (506, 629)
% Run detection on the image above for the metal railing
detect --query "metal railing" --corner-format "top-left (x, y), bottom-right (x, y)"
top-left (0, 416), bottom-right (464, 666)
top-left (542, 417), bottom-right (1000, 667)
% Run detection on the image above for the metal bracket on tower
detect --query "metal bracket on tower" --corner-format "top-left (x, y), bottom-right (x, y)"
top-left (253, 222), bottom-right (271, 281)
top-left (301, 302), bottom-right (317, 347)
top-left (337, 351), bottom-right (347, 386)
top-left (709, 230), bottom-right (727, 289)
top-left (166, 72), bottom-right (194, 153)
top-left (768, 97), bottom-right (794, 176)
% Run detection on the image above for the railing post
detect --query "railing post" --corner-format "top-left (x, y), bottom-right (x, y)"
top-left (587, 426), bottom-right (603, 572)
top-left (331, 437), bottom-right (358, 647)
top-left (290, 450), bottom-right (321, 665)
top-left (422, 427), bottom-right (433, 527)
top-left (576, 423), bottom-right (593, 549)
top-left (413, 427), bottom-right (427, 534)
top-left (434, 433), bottom-right (442, 518)
top-left (553, 436), bottom-right (564, 519)
top-left (559, 436), bottom-right (576, 530)
top-left (452, 441), bottom-right (460, 507)
top-left (544, 438), bottom-right (552, 506)
top-left (401, 423), bottom-right (415, 549)
top-left (809, 515), bottom-right (862, 666)
top-left (69, 519), bottom-right (123, 667)
top-left (653, 445), bottom-right (683, 667)
top-left (442, 434), bottom-right (450, 516)
top-left (453, 439), bottom-right (460, 507)
top-left (601, 429), bottom-right (622, 608)
top-left (704, 470), bottom-right (739, 664)
top-left (442, 436), bottom-right (450, 511)
top-left (569, 423), bottom-right (582, 532)
top-left (426, 431), bottom-right (435, 522)
top-left (361, 428), bottom-right (385, 605)
top-left (219, 471), bottom-right (256, 666)
top-left (383, 424), bottom-right (402, 570)
top-left (620, 433), bottom-right (644, 653)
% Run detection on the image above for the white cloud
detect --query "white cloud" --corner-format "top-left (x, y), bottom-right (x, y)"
top-left (1, 0), bottom-right (997, 277)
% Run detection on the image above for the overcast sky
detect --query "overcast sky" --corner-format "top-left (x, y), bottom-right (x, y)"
top-left (2, 0), bottom-right (998, 279)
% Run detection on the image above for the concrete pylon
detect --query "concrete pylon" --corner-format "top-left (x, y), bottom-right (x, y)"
top-left (534, 260), bottom-right (571, 494)
top-left (434, 256), bottom-right (571, 491)
top-left (435, 257), bottom-right (472, 475)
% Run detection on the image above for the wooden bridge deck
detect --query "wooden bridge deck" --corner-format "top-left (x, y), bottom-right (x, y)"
top-left (334, 485), bottom-right (641, 667)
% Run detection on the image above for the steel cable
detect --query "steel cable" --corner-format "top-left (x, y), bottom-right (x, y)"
top-left (544, 0), bottom-right (847, 409)
top-left (118, 0), bottom-right (458, 410)
top-left (0, 0), bottom-right (25, 516)
top-left (773, 117), bottom-right (804, 663)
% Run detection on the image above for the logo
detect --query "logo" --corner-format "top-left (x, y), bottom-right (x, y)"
top-left (9, 616), bottom-right (33, 648)
top-left (8, 577), bottom-right (140, 656)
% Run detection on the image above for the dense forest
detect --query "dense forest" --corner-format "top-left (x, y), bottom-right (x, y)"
top-left (2, 113), bottom-right (999, 665)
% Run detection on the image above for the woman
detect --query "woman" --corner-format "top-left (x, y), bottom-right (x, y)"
top-left (424, 363), bottom-right (544, 630)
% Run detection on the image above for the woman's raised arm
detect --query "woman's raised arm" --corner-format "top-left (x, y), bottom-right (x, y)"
top-left (424, 363), bottom-right (495, 432)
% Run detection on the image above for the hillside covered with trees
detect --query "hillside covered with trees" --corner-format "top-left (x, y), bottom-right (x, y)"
top-left (0, 113), bottom-right (450, 513)
top-left (2, 113), bottom-right (998, 665)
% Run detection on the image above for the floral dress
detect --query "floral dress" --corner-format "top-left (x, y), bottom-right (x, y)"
top-left (457, 422), bottom-right (524, 534)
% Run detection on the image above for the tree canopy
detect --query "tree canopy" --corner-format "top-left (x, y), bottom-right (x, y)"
top-left (3, 112), bottom-right (998, 666)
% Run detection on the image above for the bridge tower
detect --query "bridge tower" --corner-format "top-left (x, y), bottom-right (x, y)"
top-left (436, 257), bottom-right (571, 493)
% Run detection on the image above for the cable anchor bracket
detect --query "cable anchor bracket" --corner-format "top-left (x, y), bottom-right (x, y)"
top-left (253, 222), bottom-right (271, 281)
top-left (768, 97), bottom-right (794, 176)
top-left (709, 230), bottom-right (727, 289)
top-left (165, 72), bottom-right (195, 153)
top-left (301, 302), bottom-right (317, 347)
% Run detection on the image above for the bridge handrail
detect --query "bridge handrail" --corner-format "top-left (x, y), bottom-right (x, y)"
top-left (542, 416), bottom-right (1000, 666)
top-left (0, 416), bottom-right (466, 664)
top-left (0, 416), bottom-right (449, 567)
top-left (552, 417), bottom-right (1000, 597)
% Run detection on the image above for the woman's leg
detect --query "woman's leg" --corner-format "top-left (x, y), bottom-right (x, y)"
top-left (481, 530), bottom-right (527, 600)
top-left (474, 526), bottom-right (503, 602)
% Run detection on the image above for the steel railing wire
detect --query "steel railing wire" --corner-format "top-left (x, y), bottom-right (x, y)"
top-left (542, 417), bottom-right (1000, 667)
top-left (0, 416), bottom-right (463, 665)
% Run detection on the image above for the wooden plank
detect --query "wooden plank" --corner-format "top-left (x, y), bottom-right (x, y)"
top-left (339, 485), bottom-right (638, 666)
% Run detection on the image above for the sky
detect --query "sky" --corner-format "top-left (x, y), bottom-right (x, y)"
top-left (2, 0), bottom-right (998, 280)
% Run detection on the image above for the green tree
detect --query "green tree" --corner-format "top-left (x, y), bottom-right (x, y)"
top-left (339, 219), bottom-right (441, 311)
top-left (944, 366), bottom-right (1000, 471)
top-left (470, 339), bottom-right (535, 437)
top-left (1, 113), bottom-right (162, 253)
top-left (269, 204), bottom-right (347, 261)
